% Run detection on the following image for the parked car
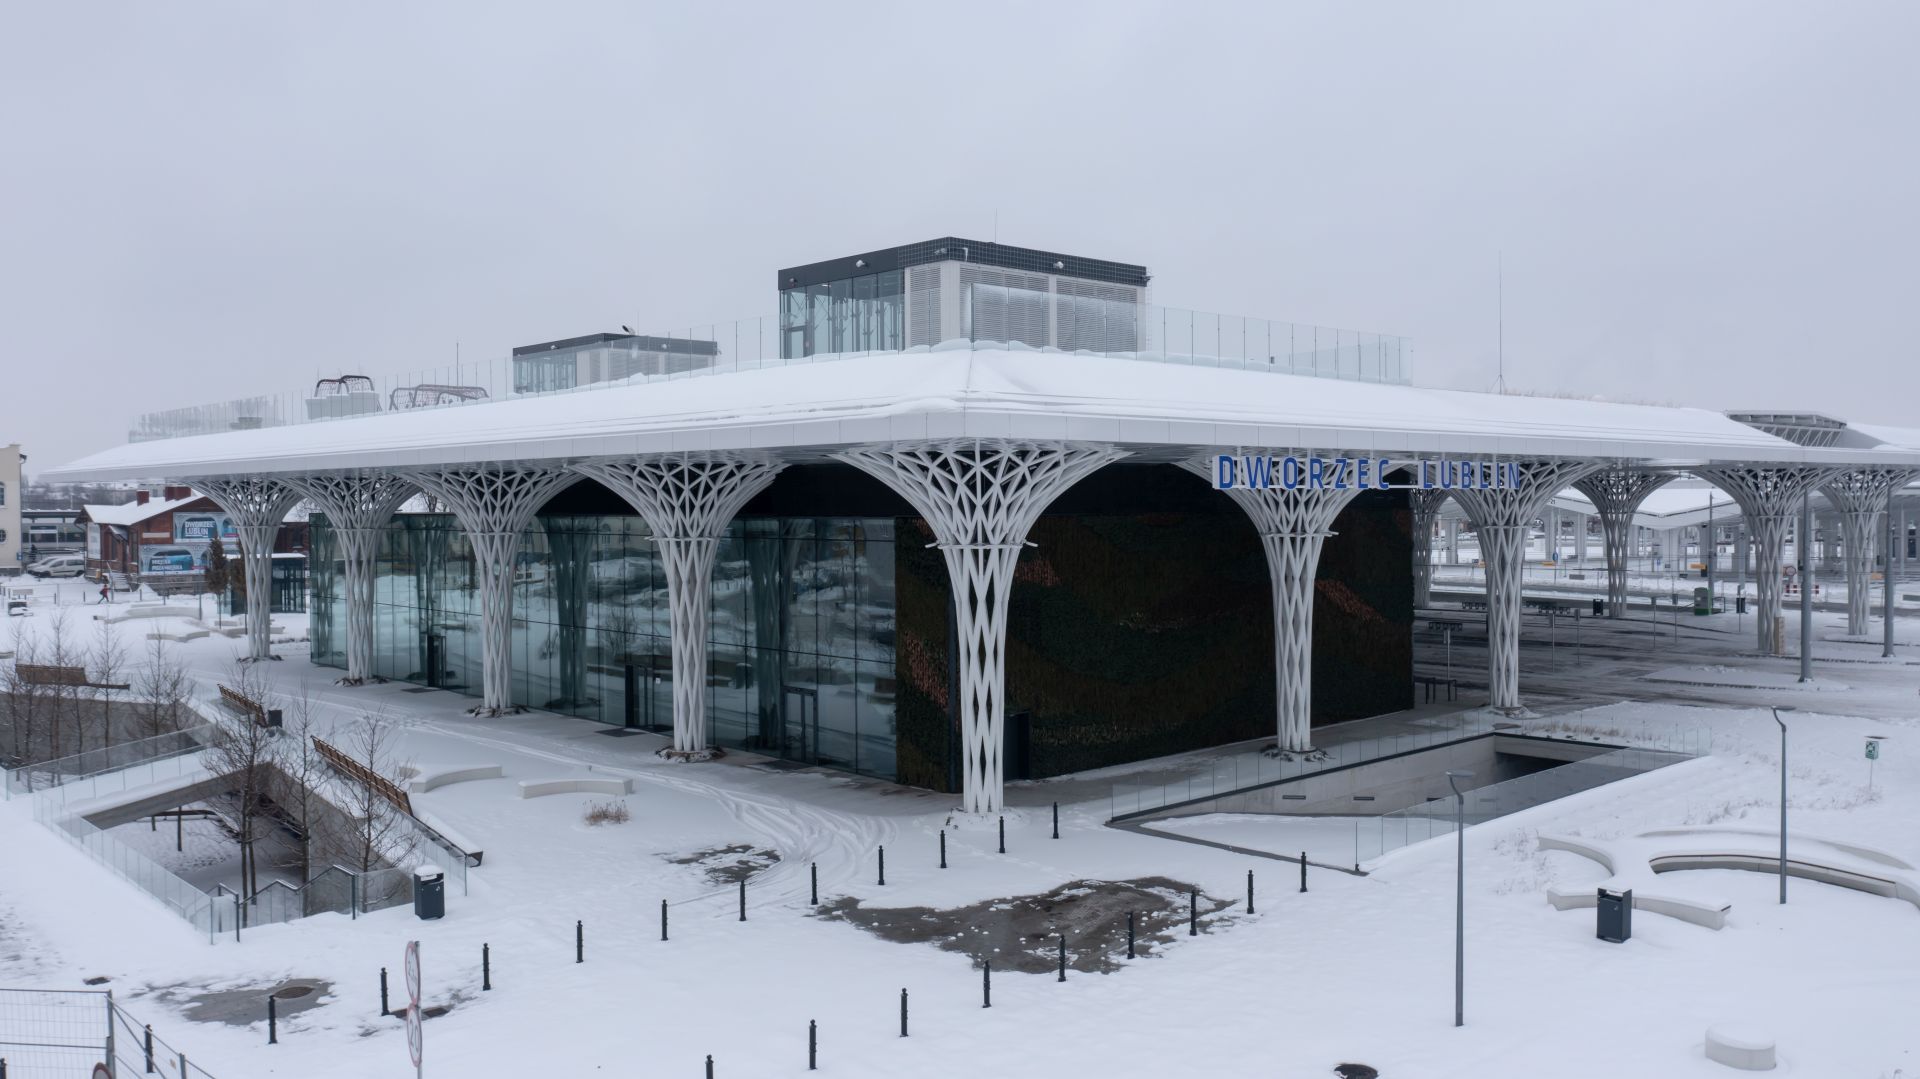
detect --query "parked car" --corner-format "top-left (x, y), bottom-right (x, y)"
top-left (27, 554), bottom-right (88, 579)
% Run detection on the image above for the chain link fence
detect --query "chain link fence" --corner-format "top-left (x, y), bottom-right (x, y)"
top-left (0, 988), bottom-right (223, 1079)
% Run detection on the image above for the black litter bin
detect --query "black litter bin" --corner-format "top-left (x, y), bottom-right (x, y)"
top-left (1596, 887), bottom-right (1632, 943)
top-left (414, 868), bottom-right (446, 920)
top-left (1736, 596), bottom-right (1747, 615)
top-left (1591, 598), bottom-right (1605, 617)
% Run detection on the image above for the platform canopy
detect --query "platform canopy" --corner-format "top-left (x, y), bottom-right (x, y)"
top-left (41, 349), bottom-right (1920, 482)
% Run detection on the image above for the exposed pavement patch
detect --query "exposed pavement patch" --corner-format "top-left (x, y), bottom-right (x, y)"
top-left (818, 876), bottom-right (1232, 973)
top-left (663, 843), bottom-right (781, 885)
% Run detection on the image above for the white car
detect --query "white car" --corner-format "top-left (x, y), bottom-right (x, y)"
top-left (26, 554), bottom-right (88, 579)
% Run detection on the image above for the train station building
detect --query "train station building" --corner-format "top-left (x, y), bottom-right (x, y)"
top-left (43, 239), bottom-right (1920, 814)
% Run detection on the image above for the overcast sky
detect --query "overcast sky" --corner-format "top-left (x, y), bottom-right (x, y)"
top-left (3, 1), bottom-right (1914, 474)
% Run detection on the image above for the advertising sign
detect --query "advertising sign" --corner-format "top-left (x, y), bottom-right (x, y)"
top-left (174, 511), bottom-right (239, 547)
top-left (86, 523), bottom-right (101, 559)
top-left (139, 545), bottom-right (209, 577)
top-left (1211, 454), bottom-right (1526, 492)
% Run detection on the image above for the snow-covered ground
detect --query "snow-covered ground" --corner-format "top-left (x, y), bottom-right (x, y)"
top-left (2, 578), bottom-right (1918, 1077)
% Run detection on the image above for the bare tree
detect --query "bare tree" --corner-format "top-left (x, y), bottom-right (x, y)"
top-left (1, 637), bottom-right (44, 769)
top-left (133, 635), bottom-right (190, 741)
top-left (272, 681), bottom-right (332, 883)
top-left (338, 709), bottom-right (417, 875)
top-left (43, 608), bottom-right (77, 757)
top-left (89, 619), bottom-right (128, 752)
top-left (202, 659), bottom-right (277, 907)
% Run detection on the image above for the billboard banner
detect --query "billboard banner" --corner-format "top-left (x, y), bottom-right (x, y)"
top-left (86, 523), bottom-right (101, 559)
top-left (173, 511), bottom-right (239, 548)
top-left (139, 544), bottom-right (210, 577)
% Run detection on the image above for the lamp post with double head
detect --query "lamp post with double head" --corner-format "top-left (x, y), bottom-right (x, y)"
top-left (1446, 768), bottom-right (1474, 1028)
top-left (1772, 705), bottom-right (1795, 904)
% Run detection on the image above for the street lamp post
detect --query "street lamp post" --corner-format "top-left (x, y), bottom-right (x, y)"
top-left (1771, 706), bottom-right (1795, 904)
top-left (1888, 485), bottom-right (1900, 661)
top-left (1800, 497), bottom-right (1815, 683)
top-left (1446, 768), bottom-right (1474, 1028)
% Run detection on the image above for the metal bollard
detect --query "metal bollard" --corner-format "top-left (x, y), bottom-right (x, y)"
top-left (382, 967), bottom-right (392, 1012)
top-left (939, 829), bottom-right (947, 869)
top-left (878, 845), bottom-right (885, 886)
top-left (482, 944), bottom-right (491, 991)
top-left (1127, 911), bottom-right (1136, 959)
top-left (267, 995), bottom-right (277, 1044)
top-left (576, 919), bottom-right (584, 964)
top-left (808, 1019), bottom-right (817, 1071)
top-left (1052, 801), bottom-right (1059, 839)
top-left (1248, 869), bottom-right (1255, 914)
top-left (144, 1024), bottom-right (154, 1073)
top-left (982, 961), bottom-right (991, 1008)
top-left (1300, 852), bottom-right (1308, 893)
top-left (900, 988), bottom-right (909, 1037)
top-left (739, 879), bottom-right (746, 922)
top-left (662, 899), bottom-right (669, 941)
top-left (1189, 889), bottom-right (1197, 936)
top-left (998, 815), bottom-right (1005, 854)
top-left (1057, 935), bottom-right (1066, 982)
top-left (705, 1053), bottom-right (713, 1079)
top-left (811, 862), bottom-right (818, 905)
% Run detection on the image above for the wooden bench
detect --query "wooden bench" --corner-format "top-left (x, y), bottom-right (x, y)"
top-left (216, 684), bottom-right (279, 728)
top-left (19, 663), bottom-right (130, 691)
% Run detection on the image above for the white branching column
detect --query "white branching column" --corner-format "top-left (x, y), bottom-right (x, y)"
top-left (1697, 466), bottom-right (1838, 656)
top-left (1409, 489), bottom-right (1449, 610)
top-left (837, 440), bottom-right (1125, 814)
top-left (1452, 461), bottom-right (1600, 714)
top-left (404, 467), bottom-right (578, 716)
top-left (288, 473), bottom-right (416, 685)
top-left (1182, 456), bottom-right (1361, 754)
top-left (570, 455), bottom-right (786, 757)
top-left (1821, 469), bottom-right (1917, 636)
top-left (194, 477), bottom-right (305, 662)
top-left (1571, 470), bottom-right (1671, 619)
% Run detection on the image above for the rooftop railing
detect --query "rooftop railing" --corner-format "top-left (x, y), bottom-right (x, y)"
top-left (128, 303), bottom-right (1411, 443)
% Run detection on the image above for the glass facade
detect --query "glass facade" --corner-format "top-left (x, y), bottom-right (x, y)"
top-left (310, 513), bottom-right (900, 780)
top-left (778, 269), bottom-right (904, 358)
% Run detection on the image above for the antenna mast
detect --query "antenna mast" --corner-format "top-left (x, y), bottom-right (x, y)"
top-left (1496, 253), bottom-right (1506, 394)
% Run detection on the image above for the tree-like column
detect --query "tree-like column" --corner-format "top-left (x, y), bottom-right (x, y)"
top-left (836, 440), bottom-right (1124, 814)
top-left (287, 473), bottom-right (417, 685)
top-left (194, 478), bottom-right (306, 662)
top-left (402, 467), bottom-right (578, 715)
top-left (1451, 461), bottom-right (1601, 714)
top-left (570, 455), bottom-right (786, 757)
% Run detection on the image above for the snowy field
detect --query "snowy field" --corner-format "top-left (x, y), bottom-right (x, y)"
top-left (2, 578), bottom-right (1918, 1077)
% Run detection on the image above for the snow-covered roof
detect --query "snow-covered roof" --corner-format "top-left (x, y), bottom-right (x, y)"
top-left (43, 350), bottom-right (1920, 482)
top-left (80, 494), bottom-right (203, 526)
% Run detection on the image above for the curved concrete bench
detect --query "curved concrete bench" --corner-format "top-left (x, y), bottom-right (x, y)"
top-left (1537, 834), bottom-right (1617, 875)
top-left (1705, 1024), bottom-right (1776, 1070)
top-left (1545, 885), bottom-right (1731, 930)
top-left (1640, 826), bottom-right (1914, 870)
top-left (407, 764), bottom-right (505, 795)
top-left (517, 776), bottom-right (633, 800)
top-left (1650, 852), bottom-right (1920, 912)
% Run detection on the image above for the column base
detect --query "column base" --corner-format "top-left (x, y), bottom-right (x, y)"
top-left (657, 746), bottom-right (726, 763)
top-left (464, 703), bottom-right (527, 718)
top-left (237, 654), bottom-right (282, 664)
top-left (1261, 744), bottom-right (1328, 762)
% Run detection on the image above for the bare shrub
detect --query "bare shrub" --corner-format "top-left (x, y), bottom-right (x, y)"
top-left (583, 799), bottom-right (631, 826)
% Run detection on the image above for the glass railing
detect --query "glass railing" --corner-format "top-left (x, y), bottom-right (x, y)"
top-left (1352, 743), bottom-right (1691, 865)
top-left (4, 725), bottom-right (216, 799)
top-left (127, 303), bottom-right (1412, 443)
top-left (1108, 714), bottom-right (1711, 823)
